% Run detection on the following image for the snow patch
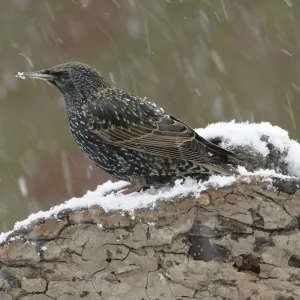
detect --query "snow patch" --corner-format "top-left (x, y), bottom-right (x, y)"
top-left (0, 175), bottom-right (235, 244)
top-left (199, 121), bottom-right (300, 177)
top-left (238, 166), bottom-right (296, 180)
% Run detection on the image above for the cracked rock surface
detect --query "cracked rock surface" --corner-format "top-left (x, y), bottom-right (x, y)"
top-left (0, 176), bottom-right (300, 299)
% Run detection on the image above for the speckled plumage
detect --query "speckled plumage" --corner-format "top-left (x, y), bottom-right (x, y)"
top-left (18, 62), bottom-right (246, 192)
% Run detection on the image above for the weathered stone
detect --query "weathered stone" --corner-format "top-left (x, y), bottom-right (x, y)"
top-left (21, 278), bottom-right (47, 293)
top-left (24, 219), bottom-right (68, 240)
top-left (0, 291), bottom-right (12, 300)
top-left (0, 177), bottom-right (299, 299)
top-left (0, 240), bottom-right (40, 264)
top-left (19, 295), bottom-right (54, 300)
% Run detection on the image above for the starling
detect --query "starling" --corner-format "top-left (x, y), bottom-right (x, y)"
top-left (16, 62), bottom-right (245, 193)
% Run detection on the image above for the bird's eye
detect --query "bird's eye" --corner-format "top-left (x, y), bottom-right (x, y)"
top-left (53, 70), bottom-right (70, 82)
top-left (61, 71), bottom-right (69, 79)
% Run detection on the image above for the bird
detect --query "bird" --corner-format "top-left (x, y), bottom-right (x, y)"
top-left (16, 62), bottom-right (246, 194)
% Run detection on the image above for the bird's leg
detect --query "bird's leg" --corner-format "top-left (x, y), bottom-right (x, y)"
top-left (122, 183), bottom-right (165, 194)
top-left (102, 183), bottom-right (131, 196)
top-left (104, 179), bottom-right (166, 196)
top-left (121, 185), bottom-right (142, 195)
top-left (120, 176), bottom-right (148, 195)
top-left (121, 181), bottom-right (145, 195)
top-left (102, 177), bottom-right (146, 196)
top-left (152, 184), bottom-right (166, 191)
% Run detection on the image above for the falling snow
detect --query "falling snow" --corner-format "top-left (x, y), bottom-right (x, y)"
top-left (17, 176), bottom-right (28, 198)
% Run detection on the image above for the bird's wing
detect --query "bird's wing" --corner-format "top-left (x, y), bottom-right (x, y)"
top-left (85, 96), bottom-right (236, 168)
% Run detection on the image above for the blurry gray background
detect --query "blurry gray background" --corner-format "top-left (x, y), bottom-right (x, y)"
top-left (1, 0), bottom-right (300, 231)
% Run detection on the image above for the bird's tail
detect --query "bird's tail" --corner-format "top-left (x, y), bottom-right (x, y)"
top-left (201, 161), bottom-right (240, 176)
top-left (196, 133), bottom-right (252, 173)
top-left (204, 141), bottom-right (252, 175)
top-left (228, 154), bottom-right (252, 171)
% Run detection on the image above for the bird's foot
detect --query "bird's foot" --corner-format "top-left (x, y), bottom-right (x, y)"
top-left (151, 184), bottom-right (165, 191)
top-left (101, 181), bottom-right (144, 196)
top-left (121, 186), bottom-right (142, 195)
top-left (117, 176), bottom-right (147, 195)
top-left (101, 182), bottom-right (131, 196)
top-left (121, 183), bottom-right (166, 195)
top-left (103, 179), bottom-right (166, 196)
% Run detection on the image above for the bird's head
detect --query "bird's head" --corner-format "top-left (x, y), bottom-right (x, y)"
top-left (16, 62), bottom-right (110, 106)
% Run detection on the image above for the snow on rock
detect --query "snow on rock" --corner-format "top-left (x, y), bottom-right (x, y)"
top-left (0, 175), bottom-right (236, 244)
top-left (238, 167), bottom-right (295, 179)
top-left (199, 121), bottom-right (300, 177)
top-left (1, 121), bottom-right (300, 244)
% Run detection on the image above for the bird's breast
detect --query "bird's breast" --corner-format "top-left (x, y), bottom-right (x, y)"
top-left (68, 115), bottom-right (93, 150)
top-left (67, 115), bottom-right (132, 177)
